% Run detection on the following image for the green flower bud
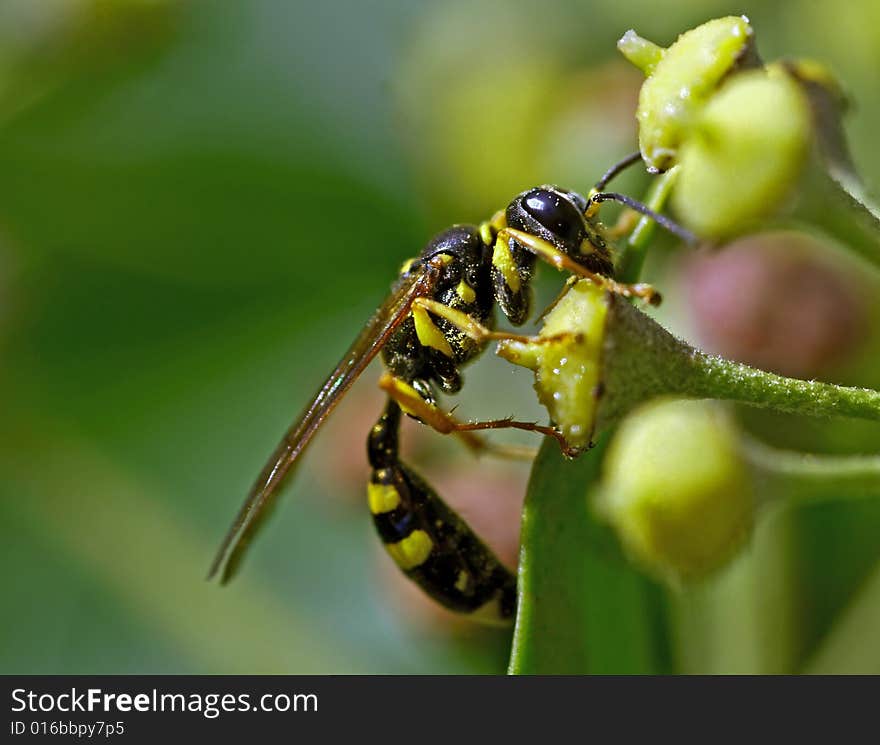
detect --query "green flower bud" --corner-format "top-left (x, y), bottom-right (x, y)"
top-left (621, 16), bottom-right (757, 172)
top-left (672, 69), bottom-right (812, 238)
top-left (596, 399), bottom-right (754, 583)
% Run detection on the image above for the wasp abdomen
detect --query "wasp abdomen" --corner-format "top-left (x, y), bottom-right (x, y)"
top-left (367, 401), bottom-right (516, 622)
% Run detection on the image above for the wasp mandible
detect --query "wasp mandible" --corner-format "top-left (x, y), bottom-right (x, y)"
top-left (209, 153), bottom-right (696, 623)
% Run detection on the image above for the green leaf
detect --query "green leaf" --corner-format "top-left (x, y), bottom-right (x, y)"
top-left (508, 434), bottom-right (672, 674)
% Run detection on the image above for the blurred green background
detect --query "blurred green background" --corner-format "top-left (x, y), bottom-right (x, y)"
top-left (1, 0), bottom-right (879, 674)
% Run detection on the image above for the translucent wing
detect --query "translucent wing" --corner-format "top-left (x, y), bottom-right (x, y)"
top-left (209, 265), bottom-right (437, 583)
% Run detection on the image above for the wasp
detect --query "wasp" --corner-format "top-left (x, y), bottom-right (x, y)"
top-left (209, 153), bottom-right (695, 623)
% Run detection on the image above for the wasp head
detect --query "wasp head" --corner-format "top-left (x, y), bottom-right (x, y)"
top-left (506, 186), bottom-right (614, 275)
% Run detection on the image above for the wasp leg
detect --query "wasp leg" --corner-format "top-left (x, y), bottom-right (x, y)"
top-left (380, 373), bottom-right (535, 460)
top-left (536, 276), bottom-right (579, 321)
top-left (412, 296), bottom-right (574, 350)
top-left (499, 226), bottom-right (661, 305)
top-left (405, 299), bottom-right (580, 456)
top-left (604, 209), bottom-right (641, 240)
top-left (367, 399), bottom-right (517, 623)
top-left (378, 372), bottom-right (577, 459)
top-left (453, 417), bottom-right (579, 458)
top-left (411, 297), bottom-right (531, 345)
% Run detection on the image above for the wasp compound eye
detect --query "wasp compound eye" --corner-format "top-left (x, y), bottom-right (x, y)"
top-left (522, 188), bottom-right (583, 243)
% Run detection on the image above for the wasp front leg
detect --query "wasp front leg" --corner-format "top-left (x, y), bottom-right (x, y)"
top-left (367, 399), bottom-right (517, 623)
top-left (412, 297), bottom-right (534, 347)
top-left (499, 227), bottom-right (661, 305)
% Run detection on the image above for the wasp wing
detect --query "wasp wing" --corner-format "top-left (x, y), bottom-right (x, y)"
top-left (209, 266), bottom-right (436, 583)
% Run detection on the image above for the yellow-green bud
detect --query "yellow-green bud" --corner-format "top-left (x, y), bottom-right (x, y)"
top-left (623, 16), bottom-right (757, 172)
top-left (672, 68), bottom-right (812, 238)
top-left (596, 399), bottom-right (754, 584)
top-left (496, 280), bottom-right (609, 451)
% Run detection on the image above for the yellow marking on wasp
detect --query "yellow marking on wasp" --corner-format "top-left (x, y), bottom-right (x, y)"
top-left (434, 253), bottom-right (454, 266)
top-left (492, 235), bottom-right (521, 293)
top-left (502, 228), bottom-right (565, 271)
top-left (367, 482), bottom-right (400, 514)
top-left (480, 210), bottom-right (507, 246)
top-left (386, 530), bottom-right (433, 570)
top-left (455, 571), bottom-right (469, 592)
top-left (399, 257), bottom-right (416, 275)
top-left (412, 304), bottom-right (455, 358)
top-left (585, 189), bottom-right (601, 218)
top-left (414, 297), bottom-right (487, 343)
top-left (456, 279), bottom-right (476, 304)
top-left (577, 237), bottom-right (596, 257)
top-left (379, 375), bottom-right (429, 419)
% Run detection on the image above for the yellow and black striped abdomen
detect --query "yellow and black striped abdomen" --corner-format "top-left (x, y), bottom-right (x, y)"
top-left (367, 401), bottom-right (516, 623)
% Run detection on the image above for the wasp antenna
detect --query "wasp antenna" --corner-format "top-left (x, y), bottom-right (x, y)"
top-left (589, 191), bottom-right (699, 246)
top-left (592, 151), bottom-right (643, 192)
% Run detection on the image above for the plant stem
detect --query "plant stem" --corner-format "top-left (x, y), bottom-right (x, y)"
top-left (601, 294), bottom-right (880, 428)
top-left (743, 438), bottom-right (880, 502)
top-left (618, 166), bottom-right (680, 283)
top-left (680, 351), bottom-right (880, 421)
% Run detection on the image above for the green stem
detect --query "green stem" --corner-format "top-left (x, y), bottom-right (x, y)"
top-left (744, 438), bottom-right (880, 502)
top-left (600, 294), bottom-right (880, 428)
top-left (618, 166), bottom-right (680, 283)
top-left (680, 351), bottom-right (880, 421)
